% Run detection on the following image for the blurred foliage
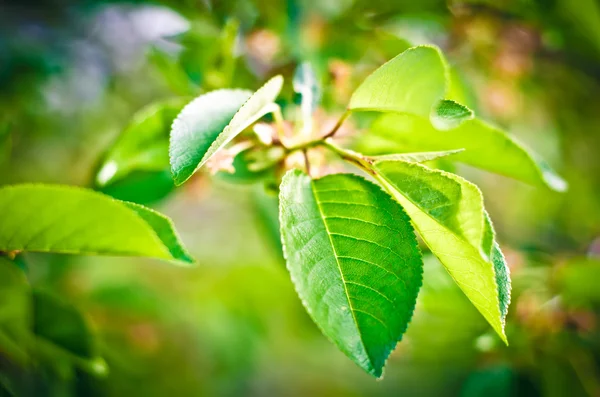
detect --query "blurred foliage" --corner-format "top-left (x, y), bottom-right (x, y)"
top-left (1, 0), bottom-right (600, 395)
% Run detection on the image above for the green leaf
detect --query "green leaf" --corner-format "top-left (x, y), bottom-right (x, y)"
top-left (32, 289), bottom-right (107, 376)
top-left (348, 45), bottom-right (447, 117)
top-left (96, 98), bottom-right (188, 187)
top-left (123, 201), bottom-right (193, 264)
top-left (170, 75), bottom-right (284, 185)
top-left (32, 290), bottom-right (94, 360)
top-left (373, 160), bottom-right (509, 341)
top-left (0, 185), bottom-right (193, 265)
top-left (279, 170), bottom-right (423, 377)
top-left (363, 114), bottom-right (567, 191)
top-left (367, 149), bottom-right (464, 163)
top-left (431, 99), bottom-right (473, 130)
top-left (0, 257), bottom-right (30, 365)
top-left (293, 62), bottom-right (321, 135)
top-left (98, 170), bottom-right (175, 206)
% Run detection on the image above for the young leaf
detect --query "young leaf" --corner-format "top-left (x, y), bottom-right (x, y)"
top-left (0, 185), bottom-right (193, 265)
top-left (431, 99), bottom-right (473, 130)
top-left (362, 114), bottom-right (567, 191)
top-left (279, 170), bottom-right (423, 377)
top-left (348, 45), bottom-right (446, 117)
top-left (96, 98), bottom-right (188, 187)
top-left (367, 149), bottom-right (464, 163)
top-left (373, 161), bottom-right (509, 342)
top-left (293, 62), bottom-right (321, 135)
top-left (170, 75), bottom-right (284, 185)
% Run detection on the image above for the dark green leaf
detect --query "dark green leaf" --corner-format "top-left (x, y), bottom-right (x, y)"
top-left (279, 170), bottom-right (423, 377)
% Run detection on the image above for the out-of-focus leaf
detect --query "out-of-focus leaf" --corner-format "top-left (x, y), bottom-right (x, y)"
top-left (556, 258), bottom-right (600, 306)
top-left (348, 45), bottom-right (446, 117)
top-left (460, 365), bottom-right (514, 397)
top-left (32, 290), bottom-right (94, 360)
top-left (0, 185), bottom-right (193, 265)
top-left (362, 114), bottom-right (567, 191)
top-left (98, 170), bottom-right (175, 206)
top-left (96, 98), bottom-right (188, 187)
top-left (0, 121), bottom-right (11, 168)
top-left (170, 75), bottom-right (283, 185)
top-left (279, 170), bottom-right (423, 377)
top-left (32, 289), bottom-right (107, 376)
top-left (0, 257), bottom-right (30, 365)
top-left (374, 160), bottom-right (509, 341)
top-left (216, 147), bottom-right (282, 184)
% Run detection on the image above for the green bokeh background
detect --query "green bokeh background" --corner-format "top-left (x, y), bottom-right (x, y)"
top-left (1, 0), bottom-right (600, 395)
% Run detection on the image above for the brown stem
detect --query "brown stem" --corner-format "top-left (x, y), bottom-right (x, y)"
top-left (321, 110), bottom-right (351, 140)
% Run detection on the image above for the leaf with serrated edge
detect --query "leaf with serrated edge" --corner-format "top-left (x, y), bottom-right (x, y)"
top-left (348, 45), bottom-right (447, 117)
top-left (0, 185), bottom-right (193, 265)
top-left (96, 98), bottom-right (188, 187)
top-left (122, 201), bottom-right (193, 264)
top-left (373, 161), bottom-right (508, 342)
top-left (170, 76), bottom-right (283, 185)
top-left (367, 149), bottom-right (464, 163)
top-left (361, 114), bottom-right (567, 191)
top-left (279, 170), bottom-right (423, 377)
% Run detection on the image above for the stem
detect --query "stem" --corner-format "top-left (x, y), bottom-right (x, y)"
top-left (322, 110), bottom-right (351, 140)
top-left (302, 149), bottom-right (311, 177)
top-left (270, 104), bottom-right (286, 143)
top-left (321, 139), bottom-right (400, 198)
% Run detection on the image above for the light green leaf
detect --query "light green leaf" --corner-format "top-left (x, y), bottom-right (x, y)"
top-left (363, 114), bottom-right (567, 191)
top-left (293, 62), bottom-right (321, 135)
top-left (431, 99), bottom-right (473, 130)
top-left (123, 201), bottom-right (193, 264)
top-left (279, 170), bottom-right (423, 377)
top-left (170, 75), bottom-right (283, 185)
top-left (348, 45), bottom-right (447, 117)
top-left (96, 98), bottom-right (188, 187)
top-left (0, 185), bottom-right (193, 265)
top-left (367, 149), bottom-right (464, 163)
top-left (373, 161), bottom-right (509, 341)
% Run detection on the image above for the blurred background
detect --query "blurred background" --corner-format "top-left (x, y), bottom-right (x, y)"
top-left (1, 0), bottom-right (600, 395)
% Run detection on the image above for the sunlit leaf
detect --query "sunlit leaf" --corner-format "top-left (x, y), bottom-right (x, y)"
top-left (373, 160), bottom-right (509, 341)
top-left (348, 45), bottom-right (446, 117)
top-left (96, 98), bottom-right (188, 187)
top-left (362, 114), bottom-right (567, 191)
top-left (279, 170), bottom-right (423, 377)
top-left (170, 75), bottom-right (283, 185)
top-left (367, 149), bottom-right (464, 163)
top-left (0, 185), bottom-right (193, 265)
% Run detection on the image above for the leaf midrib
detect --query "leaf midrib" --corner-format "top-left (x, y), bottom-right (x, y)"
top-left (311, 181), bottom-right (375, 374)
